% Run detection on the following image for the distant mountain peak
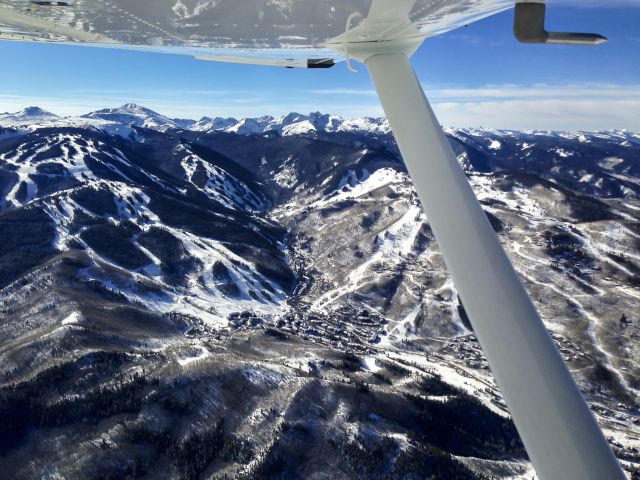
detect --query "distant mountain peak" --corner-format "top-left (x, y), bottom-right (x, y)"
top-left (81, 103), bottom-right (178, 131)
top-left (121, 102), bottom-right (141, 109)
top-left (20, 106), bottom-right (58, 116)
top-left (118, 103), bottom-right (157, 113)
top-left (0, 106), bottom-right (60, 126)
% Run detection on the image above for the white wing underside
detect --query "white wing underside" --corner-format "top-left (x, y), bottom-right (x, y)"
top-left (0, 0), bottom-right (513, 65)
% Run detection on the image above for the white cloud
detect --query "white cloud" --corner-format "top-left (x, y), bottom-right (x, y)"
top-left (433, 99), bottom-right (640, 130)
top-left (426, 84), bottom-right (640, 101)
top-left (425, 84), bottom-right (640, 130)
top-left (311, 88), bottom-right (377, 96)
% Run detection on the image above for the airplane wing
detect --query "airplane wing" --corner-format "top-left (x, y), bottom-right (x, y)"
top-left (0, 0), bottom-right (514, 66)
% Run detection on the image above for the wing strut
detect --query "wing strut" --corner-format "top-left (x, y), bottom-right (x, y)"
top-left (365, 52), bottom-right (625, 480)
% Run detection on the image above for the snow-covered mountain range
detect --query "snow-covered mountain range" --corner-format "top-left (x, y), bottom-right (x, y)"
top-left (0, 106), bottom-right (639, 479)
top-left (0, 103), bottom-right (392, 136)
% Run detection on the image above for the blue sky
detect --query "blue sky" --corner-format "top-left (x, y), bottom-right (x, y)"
top-left (0, 1), bottom-right (638, 130)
